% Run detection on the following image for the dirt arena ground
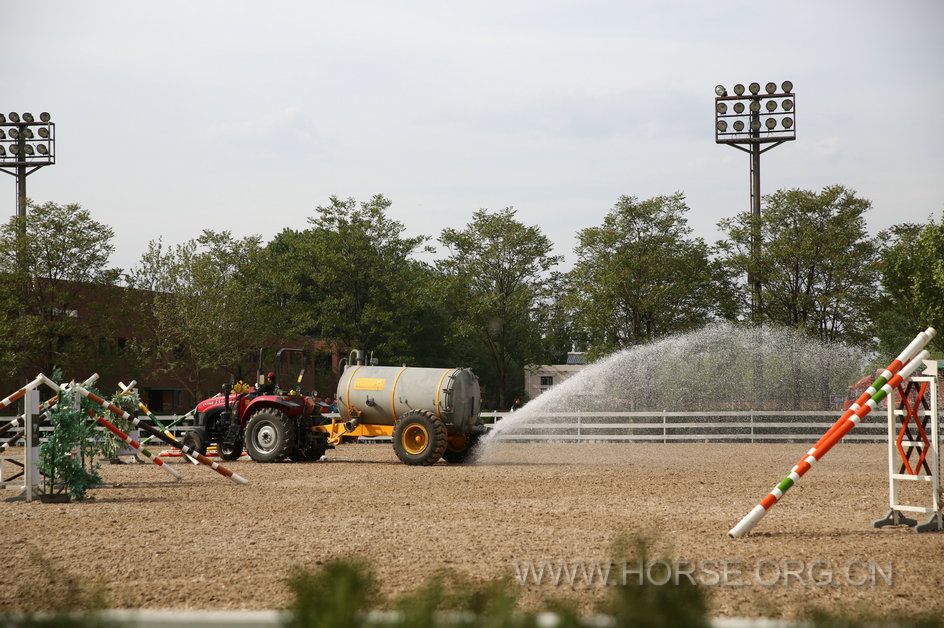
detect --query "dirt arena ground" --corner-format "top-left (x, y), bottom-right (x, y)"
top-left (2, 442), bottom-right (942, 619)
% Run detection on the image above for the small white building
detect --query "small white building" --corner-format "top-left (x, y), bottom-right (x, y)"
top-left (524, 351), bottom-right (587, 399)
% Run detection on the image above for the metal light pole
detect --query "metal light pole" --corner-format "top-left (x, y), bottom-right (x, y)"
top-left (714, 82), bottom-right (795, 320)
top-left (0, 112), bottom-right (55, 404)
top-left (0, 111), bottom-right (56, 235)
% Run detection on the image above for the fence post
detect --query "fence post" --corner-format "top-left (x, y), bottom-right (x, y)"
top-left (663, 409), bottom-right (667, 444)
top-left (750, 411), bottom-right (755, 444)
top-left (577, 411), bottom-right (581, 439)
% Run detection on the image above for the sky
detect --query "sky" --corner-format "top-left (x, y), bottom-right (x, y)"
top-left (3, 0), bottom-right (943, 272)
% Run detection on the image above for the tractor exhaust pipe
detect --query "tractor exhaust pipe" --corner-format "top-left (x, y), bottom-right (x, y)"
top-left (222, 383), bottom-right (232, 414)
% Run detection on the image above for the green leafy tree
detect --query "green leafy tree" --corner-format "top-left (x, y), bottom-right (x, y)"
top-left (38, 385), bottom-right (105, 501)
top-left (717, 185), bottom-right (878, 343)
top-left (127, 230), bottom-right (269, 400)
top-left (261, 194), bottom-right (442, 365)
top-left (568, 193), bottom-right (732, 357)
top-left (875, 216), bottom-right (944, 355)
top-left (0, 201), bottom-right (120, 380)
top-left (439, 208), bottom-right (561, 409)
top-left (539, 285), bottom-right (584, 365)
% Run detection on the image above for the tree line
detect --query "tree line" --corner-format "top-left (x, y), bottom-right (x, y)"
top-left (1, 186), bottom-right (941, 408)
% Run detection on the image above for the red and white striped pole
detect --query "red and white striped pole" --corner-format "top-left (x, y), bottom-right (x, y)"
top-left (84, 408), bottom-right (183, 481)
top-left (65, 381), bottom-right (248, 485)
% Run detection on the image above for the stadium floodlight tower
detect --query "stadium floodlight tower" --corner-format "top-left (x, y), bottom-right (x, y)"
top-left (0, 111), bottom-right (56, 227)
top-left (714, 82), bottom-right (795, 319)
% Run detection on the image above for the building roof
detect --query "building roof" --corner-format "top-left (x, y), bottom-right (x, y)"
top-left (566, 351), bottom-right (587, 365)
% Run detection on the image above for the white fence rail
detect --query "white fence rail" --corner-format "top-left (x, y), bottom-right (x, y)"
top-left (479, 410), bottom-right (886, 443)
top-left (2, 410), bottom-right (887, 446)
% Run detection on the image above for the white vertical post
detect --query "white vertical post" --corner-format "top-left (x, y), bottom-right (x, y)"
top-left (886, 381), bottom-right (897, 517)
top-left (24, 386), bottom-right (39, 502)
top-left (930, 373), bottom-right (942, 529)
top-left (577, 411), bottom-right (581, 439)
top-left (662, 410), bottom-right (667, 444)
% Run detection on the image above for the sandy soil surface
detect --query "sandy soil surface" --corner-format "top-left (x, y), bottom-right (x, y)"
top-left (1, 442), bottom-right (942, 619)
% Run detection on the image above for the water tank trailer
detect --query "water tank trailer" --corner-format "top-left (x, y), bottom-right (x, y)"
top-left (324, 350), bottom-right (486, 465)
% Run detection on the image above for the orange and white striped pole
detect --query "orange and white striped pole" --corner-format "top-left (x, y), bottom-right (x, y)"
top-left (0, 375), bottom-right (45, 434)
top-left (796, 328), bottom-right (935, 461)
top-left (729, 347), bottom-right (931, 538)
top-left (0, 374), bottom-right (100, 453)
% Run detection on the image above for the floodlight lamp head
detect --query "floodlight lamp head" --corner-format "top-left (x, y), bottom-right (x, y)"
top-left (750, 101), bottom-right (761, 112)
top-left (38, 127), bottom-right (49, 138)
top-left (749, 82), bottom-right (760, 94)
top-left (0, 146), bottom-right (5, 157)
top-left (733, 102), bottom-right (745, 113)
top-left (783, 117), bottom-right (794, 129)
top-left (0, 114), bottom-right (5, 124)
top-left (8, 112), bottom-right (19, 123)
top-left (733, 120), bottom-right (745, 132)
top-left (781, 80), bottom-right (793, 93)
top-left (22, 112), bottom-right (34, 123)
top-left (0, 130), bottom-right (4, 139)
top-left (23, 128), bottom-right (33, 139)
top-left (716, 102), bottom-right (727, 114)
top-left (750, 120), bottom-right (761, 131)
top-left (24, 144), bottom-right (34, 155)
top-left (37, 144), bottom-right (48, 155)
top-left (766, 100), bottom-right (777, 112)
top-left (717, 120), bottom-right (728, 132)
top-left (734, 83), bottom-right (745, 95)
top-left (783, 99), bottom-right (794, 111)
top-left (765, 118), bottom-right (776, 129)
top-left (39, 112), bottom-right (51, 122)
top-left (715, 84), bottom-right (727, 97)
top-left (9, 128), bottom-right (18, 139)
top-left (765, 82), bottom-right (777, 94)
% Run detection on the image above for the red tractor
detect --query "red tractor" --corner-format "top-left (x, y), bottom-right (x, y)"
top-left (187, 348), bottom-right (331, 462)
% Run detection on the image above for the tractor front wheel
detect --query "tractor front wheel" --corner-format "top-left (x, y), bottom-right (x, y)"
top-left (245, 409), bottom-right (295, 462)
top-left (217, 436), bottom-right (243, 461)
top-left (392, 410), bottom-right (447, 466)
top-left (181, 430), bottom-right (207, 456)
top-left (290, 441), bottom-right (328, 462)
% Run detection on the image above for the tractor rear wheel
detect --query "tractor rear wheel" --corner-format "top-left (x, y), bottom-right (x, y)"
top-left (245, 409), bottom-right (295, 462)
top-left (392, 410), bottom-right (447, 466)
top-left (442, 432), bottom-right (480, 464)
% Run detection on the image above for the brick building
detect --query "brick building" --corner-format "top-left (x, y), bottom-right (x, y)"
top-left (1, 280), bottom-right (339, 415)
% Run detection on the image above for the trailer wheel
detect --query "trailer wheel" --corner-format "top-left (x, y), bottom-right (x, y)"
top-left (245, 409), bottom-right (295, 462)
top-left (392, 410), bottom-right (447, 466)
top-left (442, 432), bottom-right (480, 464)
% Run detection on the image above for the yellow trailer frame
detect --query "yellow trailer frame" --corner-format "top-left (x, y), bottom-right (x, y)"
top-left (314, 418), bottom-right (394, 446)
